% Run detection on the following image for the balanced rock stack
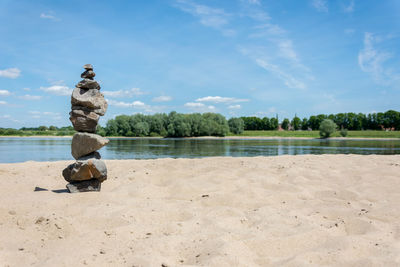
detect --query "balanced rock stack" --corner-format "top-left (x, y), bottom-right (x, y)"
top-left (62, 64), bottom-right (109, 193)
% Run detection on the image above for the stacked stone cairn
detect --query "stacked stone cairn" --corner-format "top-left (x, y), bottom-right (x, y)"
top-left (62, 64), bottom-right (109, 193)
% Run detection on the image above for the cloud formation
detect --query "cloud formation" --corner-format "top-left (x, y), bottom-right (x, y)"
top-left (0, 68), bottom-right (21, 79)
top-left (0, 90), bottom-right (11, 96)
top-left (358, 32), bottom-right (399, 85)
top-left (152, 95), bottom-right (172, 102)
top-left (184, 102), bottom-right (216, 112)
top-left (103, 88), bottom-right (144, 98)
top-left (312, 0), bottom-right (328, 12)
top-left (174, 0), bottom-right (234, 35)
top-left (228, 104), bottom-right (241, 109)
top-left (40, 13), bottom-right (59, 21)
top-left (196, 96), bottom-right (249, 103)
top-left (18, 94), bottom-right (42, 100)
top-left (40, 85), bottom-right (72, 96)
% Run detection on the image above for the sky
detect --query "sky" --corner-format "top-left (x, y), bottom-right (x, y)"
top-left (0, 0), bottom-right (399, 128)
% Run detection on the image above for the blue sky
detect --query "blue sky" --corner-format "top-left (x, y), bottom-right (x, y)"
top-left (0, 0), bottom-right (399, 128)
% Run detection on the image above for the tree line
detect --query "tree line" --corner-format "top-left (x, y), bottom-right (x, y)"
top-left (1, 110), bottom-right (399, 137)
top-left (240, 110), bottom-right (400, 131)
top-left (101, 112), bottom-right (230, 137)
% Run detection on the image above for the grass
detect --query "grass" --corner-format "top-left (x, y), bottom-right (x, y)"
top-left (228, 130), bottom-right (400, 138)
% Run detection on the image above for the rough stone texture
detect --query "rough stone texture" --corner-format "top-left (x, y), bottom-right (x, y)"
top-left (71, 105), bottom-right (106, 116)
top-left (81, 70), bottom-right (95, 79)
top-left (83, 64), bottom-right (93, 70)
top-left (71, 132), bottom-right (109, 159)
top-left (69, 109), bottom-right (99, 133)
top-left (71, 88), bottom-right (108, 114)
top-left (78, 152), bottom-right (101, 160)
top-left (62, 159), bottom-right (107, 182)
top-left (66, 179), bottom-right (101, 193)
top-left (76, 79), bottom-right (100, 90)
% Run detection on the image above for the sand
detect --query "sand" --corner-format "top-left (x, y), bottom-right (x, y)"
top-left (0, 155), bottom-right (399, 266)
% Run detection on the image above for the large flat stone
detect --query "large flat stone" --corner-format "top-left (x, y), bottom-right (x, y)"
top-left (71, 132), bottom-right (109, 159)
top-left (69, 109), bottom-right (99, 133)
top-left (62, 158), bottom-right (107, 182)
top-left (66, 179), bottom-right (101, 193)
top-left (76, 79), bottom-right (100, 90)
top-left (71, 105), bottom-right (106, 117)
top-left (71, 88), bottom-right (107, 113)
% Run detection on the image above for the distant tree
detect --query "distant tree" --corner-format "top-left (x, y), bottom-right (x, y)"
top-left (38, 126), bottom-right (48, 131)
top-left (48, 125), bottom-right (57, 131)
top-left (301, 118), bottom-right (309, 130)
top-left (105, 119), bottom-right (118, 136)
top-left (262, 117), bottom-right (271, 130)
top-left (319, 119), bottom-right (337, 138)
top-left (167, 112), bottom-right (191, 137)
top-left (270, 117), bottom-right (279, 130)
top-left (228, 117), bottom-right (244, 134)
top-left (132, 121), bottom-right (150, 136)
top-left (281, 118), bottom-right (290, 130)
top-left (291, 116), bottom-right (301, 130)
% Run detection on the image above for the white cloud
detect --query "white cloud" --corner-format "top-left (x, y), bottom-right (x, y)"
top-left (250, 23), bottom-right (286, 37)
top-left (0, 68), bottom-right (21, 79)
top-left (184, 102), bottom-right (205, 108)
top-left (0, 115), bottom-right (10, 119)
top-left (40, 85), bottom-right (72, 96)
top-left (107, 99), bottom-right (147, 108)
top-left (40, 13), bottom-right (59, 21)
top-left (228, 104), bottom-right (241, 109)
top-left (312, 0), bottom-right (328, 12)
top-left (23, 87), bottom-right (31, 91)
top-left (256, 59), bottom-right (306, 89)
top-left (0, 90), bottom-right (11, 96)
top-left (358, 32), bottom-right (396, 85)
top-left (0, 101), bottom-right (7, 105)
top-left (18, 94), bottom-right (42, 100)
top-left (102, 88), bottom-right (144, 98)
top-left (174, 0), bottom-right (234, 35)
top-left (196, 96), bottom-right (249, 103)
top-left (28, 111), bottom-right (61, 120)
top-left (278, 40), bottom-right (298, 62)
top-left (152, 95), bottom-right (172, 102)
top-left (343, 0), bottom-right (355, 13)
top-left (184, 102), bottom-right (216, 112)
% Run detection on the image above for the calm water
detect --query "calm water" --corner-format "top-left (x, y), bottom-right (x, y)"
top-left (1, 137), bottom-right (400, 163)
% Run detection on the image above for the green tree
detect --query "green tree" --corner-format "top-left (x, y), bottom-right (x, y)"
top-left (291, 116), bottom-right (301, 130)
top-left (301, 118), bottom-right (309, 130)
top-left (228, 117), bottom-right (244, 134)
top-left (270, 117), bottom-right (279, 130)
top-left (319, 119), bottom-right (337, 138)
top-left (281, 118), bottom-right (290, 130)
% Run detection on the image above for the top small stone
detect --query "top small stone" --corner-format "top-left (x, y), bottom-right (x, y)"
top-left (83, 64), bottom-right (93, 70)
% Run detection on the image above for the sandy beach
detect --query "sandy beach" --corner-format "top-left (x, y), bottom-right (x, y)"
top-left (0, 155), bottom-right (399, 266)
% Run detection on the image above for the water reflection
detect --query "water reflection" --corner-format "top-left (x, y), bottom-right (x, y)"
top-left (0, 137), bottom-right (399, 163)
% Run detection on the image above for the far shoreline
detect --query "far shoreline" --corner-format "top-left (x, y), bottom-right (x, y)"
top-left (1, 135), bottom-right (400, 141)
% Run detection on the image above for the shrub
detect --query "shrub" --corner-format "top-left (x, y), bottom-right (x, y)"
top-left (319, 119), bottom-right (337, 138)
top-left (340, 128), bottom-right (348, 137)
top-left (228, 118), bottom-right (244, 134)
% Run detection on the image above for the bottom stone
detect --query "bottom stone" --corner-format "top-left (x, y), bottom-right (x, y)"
top-left (66, 179), bottom-right (101, 193)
